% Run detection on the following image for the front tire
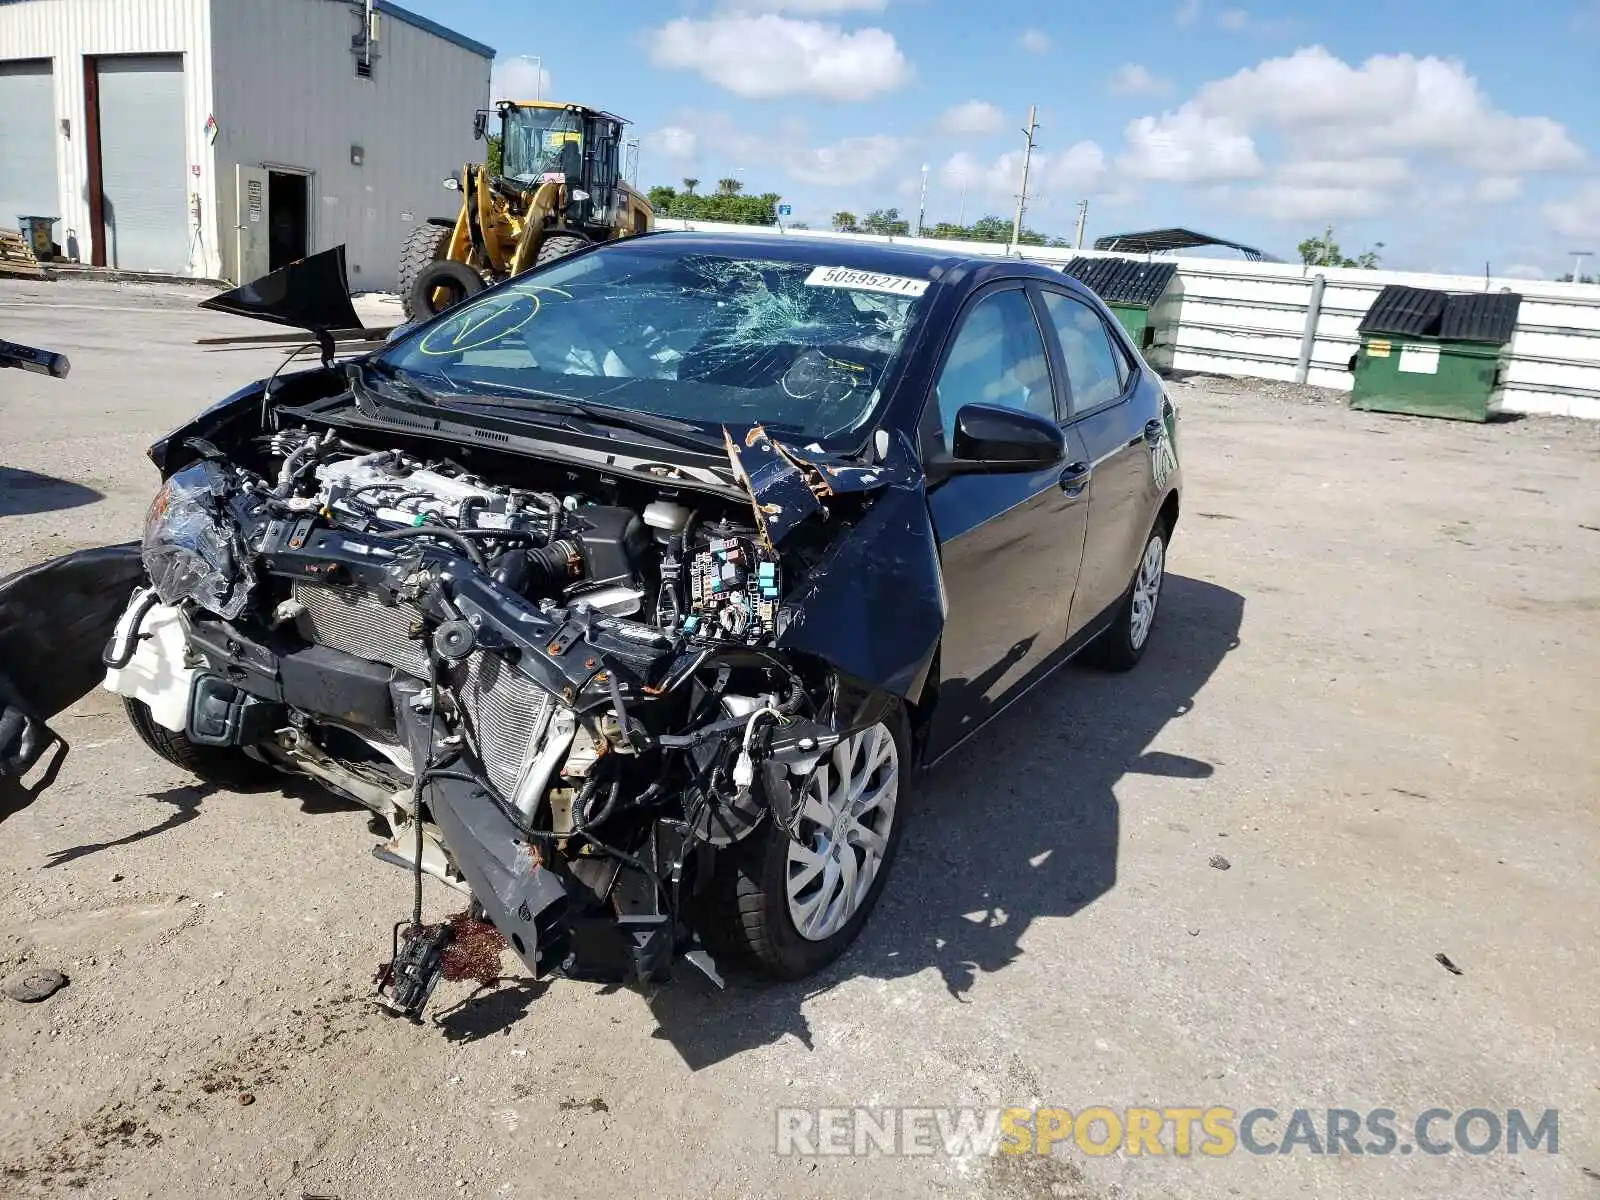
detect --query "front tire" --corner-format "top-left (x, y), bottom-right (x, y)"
top-left (1086, 520), bottom-right (1168, 671)
top-left (702, 708), bottom-right (908, 979)
top-left (534, 233), bottom-right (589, 267)
top-left (122, 698), bottom-right (276, 791)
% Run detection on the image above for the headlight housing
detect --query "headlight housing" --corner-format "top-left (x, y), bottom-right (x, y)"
top-left (142, 462), bottom-right (257, 619)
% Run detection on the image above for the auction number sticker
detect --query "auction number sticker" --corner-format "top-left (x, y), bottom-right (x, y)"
top-left (804, 266), bottom-right (929, 297)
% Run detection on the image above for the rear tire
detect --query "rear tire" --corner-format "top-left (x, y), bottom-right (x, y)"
top-left (122, 698), bottom-right (276, 791)
top-left (397, 224), bottom-right (451, 319)
top-left (534, 233), bottom-right (589, 267)
top-left (700, 707), bottom-right (908, 979)
top-left (1085, 520), bottom-right (1169, 672)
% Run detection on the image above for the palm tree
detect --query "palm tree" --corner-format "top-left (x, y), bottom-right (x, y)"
top-left (716, 177), bottom-right (743, 196)
top-left (832, 211), bottom-right (858, 232)
top-left (682, 177), bottom-right (700, 195)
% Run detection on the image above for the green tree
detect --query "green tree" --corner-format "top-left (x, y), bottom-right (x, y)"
top-left (485, 134), bottom-right (503, 177)
top-left (647, 184), bottom-right (677, 211)
top-left (862, 208), bottom-right (910, 236)
top-left (969, 215), bottom-right (1012, 243)
top-left (682, 177), bottom-right (700, 195)
top-left (1298, 225), bottom-right (1384, 268)
top-left (1558, 272), bottom-right (1598, 283)
top-left (649, 185), bottom-right (782, 225)
top-left (716, 177), bottom-right (744, 196)
top-left (832, 210), bottom-right (859, 232)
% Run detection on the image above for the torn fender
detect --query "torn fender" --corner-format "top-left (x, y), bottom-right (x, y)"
top-left (769, 430), bottom-right (946, 701)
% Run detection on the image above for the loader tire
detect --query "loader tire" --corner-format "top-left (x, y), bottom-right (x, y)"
top-left (407, 260), bottom-right (484, 321)
top-left (535, 234), bottom-right (589, 267)
top-left (397, 223), bottom-right (451, 319)
top-left (122, 698), bottom-right (276, 792)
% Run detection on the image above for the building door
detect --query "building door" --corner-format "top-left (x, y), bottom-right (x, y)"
top-left (234, 164), bottom-right (269, 283)
top-left (267, 171), bottom-right (309, 270)
top-left (90, 54), bottom-right (187, 273)
top-left (0, 61), bottom-right (59, 241)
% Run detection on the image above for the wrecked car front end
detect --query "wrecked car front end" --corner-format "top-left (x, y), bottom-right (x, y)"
top-left (99, 241), bottom-right (945, 1014)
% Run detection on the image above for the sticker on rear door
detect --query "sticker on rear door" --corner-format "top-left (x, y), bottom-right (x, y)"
top-left (804, 266), bottom-right (929, 297)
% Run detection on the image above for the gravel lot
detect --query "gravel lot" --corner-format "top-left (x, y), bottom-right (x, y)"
top-left (1, 279), bottom-right (1596, 1199)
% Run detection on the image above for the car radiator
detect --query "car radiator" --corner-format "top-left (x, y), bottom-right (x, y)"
top-left (291, 581), bottom-right (557, 801)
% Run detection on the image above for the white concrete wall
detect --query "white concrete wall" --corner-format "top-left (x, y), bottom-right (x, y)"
top-left (0, 0), bottom-right (222, 277)
top-left (208, 0), bottom-right (489, 291)
top-left (654, 218), bottom-right (1600, 420)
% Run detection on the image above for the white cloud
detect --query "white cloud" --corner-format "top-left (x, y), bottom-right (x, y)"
top-left (1275, 157), bottom-right (1411, 188)
top-left (1019, 28), bottom-right (1051, 54)
top-left (1175, 0), bottom-right (1202, 26)
top-left (940, 100), bottom-right (1005, 135)
top-left (730, 0), bottom-right (888, 9)
top-left (1499, 263), bottom-right (1549, 280)
top-left (1545, 182), bottom-right (1600, 241)
top-left (787, 134), bottom-right (908, 186)
top-left (1047, 141), bottom-right (1109, 194)
top-left (649, 14), bottom-right (910, 101)
top-left (1239, 183), bottom-right (1392, 220)
top-left (1120, 109), bottom-right (1264, 182)
top-left (1473, 176), bottom-right (1523, 203)
top-left (647, 125), bottom-right (699, 164)
top-left (1191, 46), bottom-right (1583, 174)
top-left (490, 56), bottom-right (551, 102)
top-left (1109, 63), bottom-right (1171, 96)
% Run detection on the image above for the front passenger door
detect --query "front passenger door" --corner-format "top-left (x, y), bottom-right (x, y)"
top-left (925, 286), bottom-right (1091, 758)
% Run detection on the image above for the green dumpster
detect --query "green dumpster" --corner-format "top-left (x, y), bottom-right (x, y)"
top-left (1349, 286), bottom-right (1521, 422)
top-left (1061, 257), bottom-right (1178, 352)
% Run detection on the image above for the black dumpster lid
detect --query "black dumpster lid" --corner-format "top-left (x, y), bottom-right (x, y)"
top-left (1062, 257), bottom-right (1178, 307)
top-left (1359, 285), bottom-right (1521, 345)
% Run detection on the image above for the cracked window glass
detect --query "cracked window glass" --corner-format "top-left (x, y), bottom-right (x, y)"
top-left (378, 242), bottom-right (929, 441)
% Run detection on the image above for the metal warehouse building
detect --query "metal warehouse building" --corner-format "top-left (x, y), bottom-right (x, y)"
top-left (0, 0), bottom-right (491, 290)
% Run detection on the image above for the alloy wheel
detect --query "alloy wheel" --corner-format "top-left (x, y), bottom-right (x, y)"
top-left (1129, 534), bottom-right (1165, 650)
top-left (785, 722), bottom-right (900, 942)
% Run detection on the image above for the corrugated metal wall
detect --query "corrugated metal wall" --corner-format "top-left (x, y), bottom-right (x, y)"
top-left (209, 0), bottom-right (488, 292)
top-left (652, 218), bottom-right (1600, 421)
top-left (0, 0), bottom-right (219, 276)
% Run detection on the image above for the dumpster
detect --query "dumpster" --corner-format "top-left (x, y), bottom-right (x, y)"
top-left (1061, 257), bottom-right (1178, 351)
top-left (1350, 285), bottom-right (1521, 422)
top-left (16, 216), bottom-right (58, 262)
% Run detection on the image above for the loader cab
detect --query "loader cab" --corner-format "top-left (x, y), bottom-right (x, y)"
top-left (492, 100), bottom-right (626, 230)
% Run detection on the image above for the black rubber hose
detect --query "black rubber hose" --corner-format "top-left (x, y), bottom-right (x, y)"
top-left (380, 524), bottom-right (487, 569)
top-left (101, 589), bottom-right (161, 669)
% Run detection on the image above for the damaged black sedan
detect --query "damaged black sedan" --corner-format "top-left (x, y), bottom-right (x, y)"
top-left (92, 233), bottom-right (1181, 1013)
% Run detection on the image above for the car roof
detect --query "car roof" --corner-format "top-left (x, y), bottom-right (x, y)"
top-left (625, 230), bottom-right (1068, 286)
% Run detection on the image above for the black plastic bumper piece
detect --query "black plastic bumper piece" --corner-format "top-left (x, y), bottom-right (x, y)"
top-left (187, 673), bottom-right (283, 747)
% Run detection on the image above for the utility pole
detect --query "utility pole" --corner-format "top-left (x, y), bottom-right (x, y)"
top-left (1572, 249), bottom-right (1594, 282)
top-left (915, 164), bottom-right (929, 238)
top-left (1009, 105), bottom-right (1038, 256)
top-left (1074, 199), bottom-right (1089, 249)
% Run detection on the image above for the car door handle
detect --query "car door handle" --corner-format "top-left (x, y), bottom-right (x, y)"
top-left (1058, 462), bottom-right (1091, 496)
top-left (1143, 418), bottom-right (1165, 445)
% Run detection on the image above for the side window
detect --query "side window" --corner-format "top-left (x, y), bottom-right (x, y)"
top-left (933, 289), bottom-right (1056, 441)
top-left (1042, 292), bottom-right (1130, 414)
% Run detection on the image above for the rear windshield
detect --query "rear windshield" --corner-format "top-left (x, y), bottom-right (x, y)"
top-left (377, 243), bottom-right (932, 442)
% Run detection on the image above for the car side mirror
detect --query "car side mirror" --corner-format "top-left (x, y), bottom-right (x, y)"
top-left (473, 110), bottom-right (490, 141)
top-left (929, 403), bottom-right (1065, 480)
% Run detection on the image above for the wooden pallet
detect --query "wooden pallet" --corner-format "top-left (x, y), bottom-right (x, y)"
top-left (0, 228), bottom-right (47, 278)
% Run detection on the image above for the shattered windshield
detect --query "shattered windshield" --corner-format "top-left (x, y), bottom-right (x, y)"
top-left (377, 244), bottom-right (930, 442)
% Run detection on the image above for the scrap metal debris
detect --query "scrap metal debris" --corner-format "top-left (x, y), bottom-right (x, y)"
top-left (1208, 854), bottom-right (1231, 871)
top-left (1434, 952), bottom-right (1464, 976)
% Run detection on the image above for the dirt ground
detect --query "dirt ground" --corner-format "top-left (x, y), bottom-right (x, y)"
top-left (0, 279), bottom-right (1596, 1199)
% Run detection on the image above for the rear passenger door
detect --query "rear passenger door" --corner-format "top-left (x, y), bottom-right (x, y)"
top-left (924, 285), bottom-right (1091, 757)
top-left (1036, 287), bottom-right (1151, 636)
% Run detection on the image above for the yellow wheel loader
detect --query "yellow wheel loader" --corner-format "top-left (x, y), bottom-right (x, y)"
top-left (399, 100), bottom-right (653, 319)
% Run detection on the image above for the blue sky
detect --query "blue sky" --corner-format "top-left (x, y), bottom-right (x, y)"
top-left (405, 0), bottom-right (1600, 276)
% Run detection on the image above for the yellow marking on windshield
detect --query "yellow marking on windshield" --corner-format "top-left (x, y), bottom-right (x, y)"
top-left (416, 284), bottom-right (572, 357)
